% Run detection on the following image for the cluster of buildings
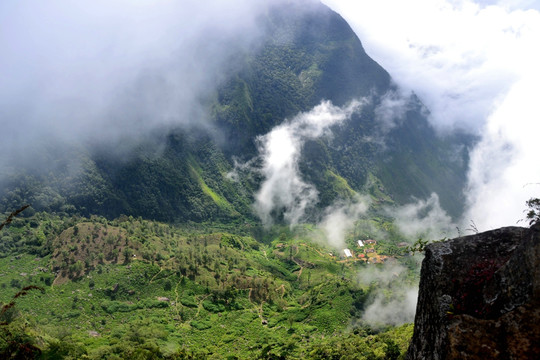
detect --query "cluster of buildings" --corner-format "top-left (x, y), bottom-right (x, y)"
top-left (342, 239), bottom-right (394, 264)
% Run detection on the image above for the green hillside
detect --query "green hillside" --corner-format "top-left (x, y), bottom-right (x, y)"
top-left (0, 212), bottom-right (418, 359)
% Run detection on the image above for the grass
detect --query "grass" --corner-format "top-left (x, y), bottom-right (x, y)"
top-left (187, 157), bottom-right (240, 217)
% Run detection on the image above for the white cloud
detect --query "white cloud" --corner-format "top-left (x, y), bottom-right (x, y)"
top-left (357, 262), bottom-right (418, 327)
top-left (323, 0), bottom-right (540, 228)
top-left (464, 75), bottom-right (540, 230)
top-left (319, 196), bottom-right (370, 249)
top-left (374, 89), bottom-right (416, 133)
top-left (390, 193), bottom-right (457, 240)
top-left (0, 0), bottom-right (270, 167)
top-left (254, 100), bottom-right (364, 227)
top-left (362, 287), bottom-right (419, 327)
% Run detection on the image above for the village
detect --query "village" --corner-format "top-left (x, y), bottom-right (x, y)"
top-left (339, 239), bottom-right (410, 264)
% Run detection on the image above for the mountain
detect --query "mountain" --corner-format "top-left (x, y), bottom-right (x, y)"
top-left (0, 3), bottom-right (476, 357)
top-left (0, 0), bottom-right (471, 224)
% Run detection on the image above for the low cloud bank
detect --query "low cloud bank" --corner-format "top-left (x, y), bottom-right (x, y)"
top-left (0, 0), bottom-right (278, 171)
top-left (356, 262), bottom-right (419, 328)
top-left (252, 100), bottom-right (365, 227)
top-left (323, 0), bottom-right (540, 229)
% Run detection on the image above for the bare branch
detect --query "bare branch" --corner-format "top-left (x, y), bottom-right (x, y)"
top-left (0, 205), bottom-right (30, 231)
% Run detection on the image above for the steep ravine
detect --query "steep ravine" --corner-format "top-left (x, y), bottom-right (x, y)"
top-left (407, 223), bottom-right (540, 359)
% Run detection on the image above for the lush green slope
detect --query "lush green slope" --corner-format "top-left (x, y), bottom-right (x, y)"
top-left (0, 212), bottom-right (418, 359)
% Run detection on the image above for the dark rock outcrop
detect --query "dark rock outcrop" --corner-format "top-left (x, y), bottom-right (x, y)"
top-left (407, 224), bottom-right (540, 359)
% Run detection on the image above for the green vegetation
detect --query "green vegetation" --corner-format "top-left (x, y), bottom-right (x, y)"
top-left (525, 197), bottom-right (540, 225)
top-left (0, 211), bottom-right (419, 359)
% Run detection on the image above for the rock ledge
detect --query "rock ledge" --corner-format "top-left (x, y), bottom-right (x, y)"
top-left (407, 224), bottom-right (540, 359)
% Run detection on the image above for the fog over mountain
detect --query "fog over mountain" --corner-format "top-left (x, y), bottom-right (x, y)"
top-left (0, 0), bottom-right (270, 165)
top-left (4, 0), bottom-right (532, 341)
top-left (2, 0), bottom-right (537, 231)
top-left (323, 0), bottom-right (540, 230)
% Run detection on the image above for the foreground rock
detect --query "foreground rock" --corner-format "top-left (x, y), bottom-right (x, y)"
top-left (407, 224), bottom-right (540, 359)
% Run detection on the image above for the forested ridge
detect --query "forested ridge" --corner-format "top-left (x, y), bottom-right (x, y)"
top-left (0, 1), bottom-right (470, 223)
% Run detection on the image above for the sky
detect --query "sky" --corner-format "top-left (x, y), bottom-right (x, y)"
top-left (323, 0), bottom-right (540, 230)
top-left (1, 0), bottom-right (539, 230)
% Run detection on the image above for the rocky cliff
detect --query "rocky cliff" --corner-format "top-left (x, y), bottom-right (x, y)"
top-left (407, 224), bottom-right (540, 359)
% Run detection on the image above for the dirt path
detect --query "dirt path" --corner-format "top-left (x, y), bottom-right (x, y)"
top-left (300, 242), bottom-right (326, 257)
top-left (149, 257), bottom-right (174, 283)
top-left (194, 294), bottom-right (210, 317)
top-left (173, 281), bottom-right (181, 318)
top-left (296, 265), bottom-right (303, 280)
top-left (275, 284), bottom-right (286, 299)
top-left (149, 267), bottom-right (163, 283)
top-left (259, 302), bottom-right (265, 320)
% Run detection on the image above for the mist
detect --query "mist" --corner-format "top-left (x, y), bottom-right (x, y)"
top-left (0, 0), bottom-right (280, 172)
top-left (355, 195), bottom-right (459, 328)
top-left (4, 0), bottom-right (537, 231)
top-left (390, 193), bottom-right (457, 240)
top-left (253, 100), bottom-right (365, 227)
top-left (353, 262), bottom-right (419, 328)
top-left (323, 0), bottom-right (540, 230)
top-left (319, 197), bottom-right (370, 249)
top-left (374, 88), bottom-right (416, 135)
top-left (362, 286), bottom-right (419, 328)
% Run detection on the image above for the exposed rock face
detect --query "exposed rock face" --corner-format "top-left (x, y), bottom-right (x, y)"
top-left (407, 224), bottom-right (540, 359)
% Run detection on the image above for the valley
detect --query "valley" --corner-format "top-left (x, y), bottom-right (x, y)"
top-left (1, 212), bottom-right (417, 359)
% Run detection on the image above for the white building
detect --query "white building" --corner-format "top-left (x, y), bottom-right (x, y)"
top-left (343, 249), bottom-right (353, 257)
top-left (357, 240), bottom-right (364, 247)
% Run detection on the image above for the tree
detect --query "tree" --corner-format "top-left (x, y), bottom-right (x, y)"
top-left (525, 197), bottom-right (540, 226)
top-left (123, 247), bottom-right (133, 264)
top-left (0, 207), bottom-right (45, 358)
top-left (164, 280), bottom-right (172, 291)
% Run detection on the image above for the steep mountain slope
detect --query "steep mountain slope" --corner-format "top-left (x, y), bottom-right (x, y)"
top-left (0, 0), bottom-right (470, 223)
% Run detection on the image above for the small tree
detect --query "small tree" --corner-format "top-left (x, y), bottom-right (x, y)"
top-left (123, 247), bottom-right (133, 264)
top-left (525, 198), bottom-right (540, 226)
